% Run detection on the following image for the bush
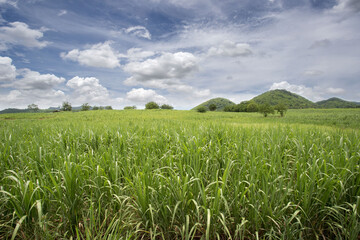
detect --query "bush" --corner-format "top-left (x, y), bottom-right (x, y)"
top-left (259, 103), bottom-right (274, 117)
top-left (160, 104), bottom-right (174, 110)
top-left (61, 101), bottom-right (72, 111)
top-left (81, 103), bottom-right (91, 111)
top-left (197, 106), bottom-right (207, 113)
top-left (209, 104), bottom-right (217, 111)
top-left (145, 102), bottom-right (160, 109)
top-left (246, 102), bottom-right (259, 112)
top-left (105, 106), bottom-right (113, 110)
top-left (124, 106), bottom-right (137, 110)
top-left (275, 103), bottom-right (287, 117)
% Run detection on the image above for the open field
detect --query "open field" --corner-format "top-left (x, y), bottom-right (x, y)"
top-left (1, 109), bottom-right (359, 239)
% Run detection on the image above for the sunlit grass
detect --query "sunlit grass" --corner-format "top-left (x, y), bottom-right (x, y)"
top-left (0, 109), bottom-right (359, 239)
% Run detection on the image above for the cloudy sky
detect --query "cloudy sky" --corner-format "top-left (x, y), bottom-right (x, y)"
top-left (0, 0), bottom-right (359, 110)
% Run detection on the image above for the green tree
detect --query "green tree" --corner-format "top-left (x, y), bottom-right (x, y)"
top-left (209, 103), bottom-right (217, 111)
top-left (105, 106), bottom-right (113, 110)
top-left (27, 103), bottom-right (39, 112)
top-left (160, 104), bottom-right (174, 110)
top-left (145, 101), bottom-right (160, 109)
top-left (124, 106), bottom-right (137, 110)
top-left (197, 106), bottom-right (207, 113)
top-left (61, 101), bottom-right (72, 111)
top-left (246, 102), bottom-right (259, 112)
top-left (275, 103), bottom-right (287, 117)
top-left (92, 106), bottom-right (99, 110)
top-left (81, 103), bottom-right (91, 111)
top-left (259, 103), bottom-right (274, 117)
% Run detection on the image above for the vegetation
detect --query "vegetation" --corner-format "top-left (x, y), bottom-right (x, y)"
top-left (145, 101), bottom-right (160, 109)
top-left (0, 109), bottom-right (359, 239)
top-left (124, 106), bottom-right (137, 110)
top-left (160, 104), bottom-right (174, 110)
top-left (27, 103), bottom-right (39, 112)
top-left (251, 89), bottom-right (316, 109)
top-left (316, 97), bottom-right (360, 108)
top-left (259, 103), bottom-right (275, 117)
top-left (193, 97), bottom-right (235, 111)
top-left (209, 103), bottom-right (217, 111)
top-left (275, 103), bottom-right (288, 117)
top-left (246, 101), bottom-right (259, 112)
top-left (61, 101), bottom-right (72, 111)
top-left (197, 106), bottom-right (207, 113)
top-left (81, 103), bottom-right (91, 111)
top-left (105, 106), bottom-right (113, 110)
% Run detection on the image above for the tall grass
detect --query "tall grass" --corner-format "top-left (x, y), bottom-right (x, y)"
top-left (0, 109), bottom-right (359, 239)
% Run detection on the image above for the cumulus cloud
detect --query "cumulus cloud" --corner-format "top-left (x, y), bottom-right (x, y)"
top-left (0, 56), bottom-right (16, 82)
top-left (208, 41), bottom-right (252, 57)
top-left (270, 81), bottom-right (321, 101)
top-left (11, 69), bottom-right (65, 90)
top-left (66, 76), bottom-right (110, 103)
top-left (124, 52), bottom-right (198, 81)
top-left (125, 26), bottom-right (151, 40)
top-left (0, 22), bottom-right (49, 49)
top-left (119, 48), bottom-right (155, 61)
top-left (61, 41), bottom-right (120, 68)
top-left (126, 88), bottom-right (167, 103)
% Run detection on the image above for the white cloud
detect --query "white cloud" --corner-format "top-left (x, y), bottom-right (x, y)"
top-left (333, 0), bottom-right (360, 12)
top-left (208, 41), bottom-right (252, 57)
top-left (58, 10), bottom-right (68, 16)
top-left (61, 41), bottom-right (120, 68)
top-left (326, 87), bottom-right (345, 94)
top-left (270, 81), bottom-right (321, 101)
top-left (126, 88), bottom-right (167, 104)
top-left (0, 22), bottom-right (49, 49)
top-left (66, 76), bottom-right (111, 103)
top-left (124, 52), bottom-right (198, 81)
top-left (12, 69), bottom-right (65, 90)
top-left (119, 48), bottom-right (155, 61)
top-left (0, 0), bottom-right (17, 7)
top-left (0, 56), bottom-right (16, 82)
top-left (125, 26), bottom-right (151, 40)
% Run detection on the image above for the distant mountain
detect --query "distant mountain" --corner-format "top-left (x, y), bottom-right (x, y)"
top-left (316, 97), bottom-right (360, 108)
top-left (192, 98), bottom-right (235, 111)
top-left (0, 108), bottom-right (31, 114)
top-left (251, 89), bottom-right (316, 109)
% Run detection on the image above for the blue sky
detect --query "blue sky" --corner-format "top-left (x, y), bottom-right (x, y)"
top-left (0, 0), bottom-right (359, 109)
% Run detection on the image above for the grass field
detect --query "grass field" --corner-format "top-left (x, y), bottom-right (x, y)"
top-left (0, 109), bottom-right (359, 239)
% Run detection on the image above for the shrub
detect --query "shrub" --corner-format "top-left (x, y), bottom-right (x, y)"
top-left (197, 106), bottom-right (207, 113)
top-left (145, 102), bottom-right (160, 109)
top-left (259, 103), bottom-right (274, 117)
top-left (209, 104), bottom-right (217, 111)
top-left (160, 104), bottom-right (174, 110)
top-left (81, 103), bottom-right (91, 111)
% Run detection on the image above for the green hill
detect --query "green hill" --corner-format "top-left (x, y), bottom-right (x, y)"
top-left (251, 89), bottom-right (316, 109)
top-left (316, 97), bottom-right (360, 108)
top-left (192, 98), bottom-right (235, 111)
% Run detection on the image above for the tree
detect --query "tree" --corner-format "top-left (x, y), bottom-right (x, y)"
top-left (27, 103), bottom-right (39, 112)
top-left (275, 103), bottom-right (287, 117)
top-left (246, 102), bottom-right (259, 112)
top-left (105, 106), bottom-right (113, 110)
top-left (209, 103), bottom-right (217, 111)
top-left (81, 103), bottom-right (91, 111)
top-left (160, 104), bottom-right (174, 110)
top-left (259, 103), bottom-right (274, 117)
top-left (61, 101), bottom-right (72, 111)
top-left (124, 106), bottom-right (137, 110)
top-left (197, 106), bottom-right (207, 113)
top-left (92, 106), bottom-right (99, 110)
top-left (145, 101), bottom-right (159, 109)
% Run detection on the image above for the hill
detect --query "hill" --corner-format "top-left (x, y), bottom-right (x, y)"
top-left (251, 89), bottom-right (316, 109)
top-left (316, 97), bottom-right (360, 108)
top-left (192, 98), bottom-right (235, 111)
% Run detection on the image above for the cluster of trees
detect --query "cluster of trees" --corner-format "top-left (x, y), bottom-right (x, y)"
top-left (145, 102), bottom-right (174, 110)
top-left (223, 101), bottom-right (287, 117)
top-left (81, 103), bottom-right (113, 111)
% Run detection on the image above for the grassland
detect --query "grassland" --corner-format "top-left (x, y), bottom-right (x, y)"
top-left (0, 109), bottom-right (359, 239)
